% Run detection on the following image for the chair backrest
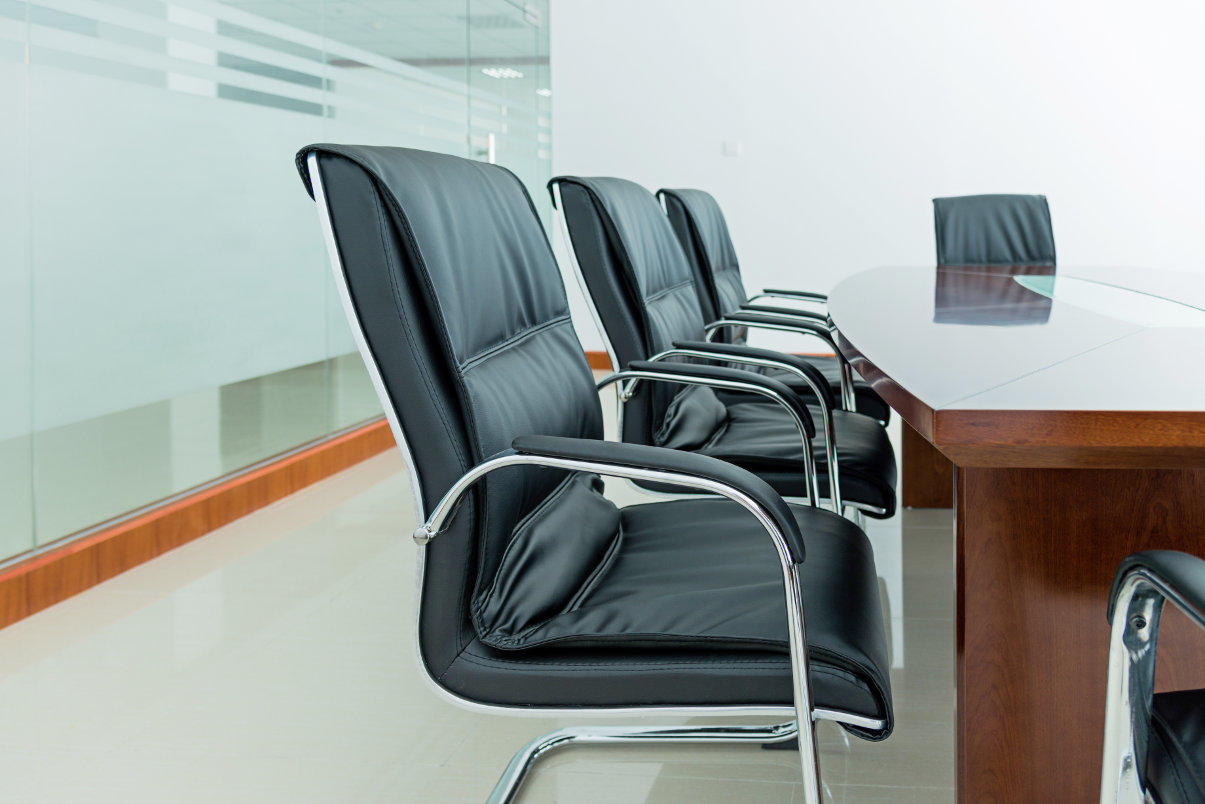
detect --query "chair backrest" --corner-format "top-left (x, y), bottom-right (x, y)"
top-left (298, 145), bottom-right (609, 678)
top-left (932, 194), bottom-right (1056, 267)
top-left (658, 189), bottom-right (749, 342)
top-left (552, 176), bottom-right (727, 450)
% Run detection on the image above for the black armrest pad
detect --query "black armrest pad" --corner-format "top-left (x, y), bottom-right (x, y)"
top-left (1109, 550), bottom-right (1205, 623)
top-left (511, 434), bottom-right (806, 563)
top-left (738, 303), bottom-right (828, 323)
top-left (627, 359), bottom-right (815, 438)
top-left (721, 310), bottom-right (834, 337)
top-left (763, 288), bottom-right (828, 302)
top-left (672, 340), bottom-right (835, 411)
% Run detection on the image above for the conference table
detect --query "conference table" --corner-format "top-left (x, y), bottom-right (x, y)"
top-left (828, 265), bottom-right (1205, 803)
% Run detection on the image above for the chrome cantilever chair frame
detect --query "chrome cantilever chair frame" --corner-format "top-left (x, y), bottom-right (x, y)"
top-left (1101, 563), bottom-right (1205, 804)
top-left (309, 155), bottom-right (885, 804)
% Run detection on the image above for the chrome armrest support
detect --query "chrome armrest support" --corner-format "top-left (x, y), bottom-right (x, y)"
top-left (1101, 565), bottom-right (1205, 804)
top-left (412, 443), bottom-right (823, 799)
top-left (595, 368), bottom-right (819, 508)
top-left (705, 317), bottom-right (857, 412)
top-left (646, 348), bottom-right (841, 513)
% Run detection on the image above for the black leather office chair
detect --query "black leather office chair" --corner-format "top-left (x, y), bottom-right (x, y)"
top-left (297, 144), bottom-right (893, 803)
top-left (932, 194), bottom-right (1055, 267)
top-left (657, 188), bottom-right (891, 423)
top-left (1102, 551), bottom-right (1205, 804)
top-left (552, 176), bottom-right (897, 520)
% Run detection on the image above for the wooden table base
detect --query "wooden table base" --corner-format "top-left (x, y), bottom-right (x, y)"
top-left (956, 466), bottom-right (1205, 803)
top-left (902, 420), bottom-right (954, 508)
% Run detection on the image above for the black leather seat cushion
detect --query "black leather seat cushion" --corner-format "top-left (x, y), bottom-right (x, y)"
top-left (694, 403), bottom-right (897, 516)
top-left (439, 497), bottom-right (892, 739)
top-left (1148, 689), bottom-right (1205, 804)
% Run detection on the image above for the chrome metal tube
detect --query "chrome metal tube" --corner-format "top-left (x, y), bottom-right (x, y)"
top-left (1100, 564), bottom-right (1205, 804)
top-left (1100, 571), bottom-right (1164, 804)
top-left (488, 721), bottom-right (799, 804)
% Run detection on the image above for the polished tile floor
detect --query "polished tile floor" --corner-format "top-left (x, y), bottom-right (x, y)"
top-left (0, 435), bottom-right (955, 802)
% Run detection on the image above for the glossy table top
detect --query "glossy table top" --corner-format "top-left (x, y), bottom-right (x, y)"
top-left (829, 265), bottom-right (1205, 467)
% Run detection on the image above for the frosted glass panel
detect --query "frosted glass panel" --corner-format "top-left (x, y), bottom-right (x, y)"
top-left (3, 0), bottom-right (552, 557)
top-left (0, 1), bottom-right (31, 561)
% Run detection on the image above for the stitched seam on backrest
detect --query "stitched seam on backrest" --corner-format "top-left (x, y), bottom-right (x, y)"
top-left (459, 314), bottom-right (573, 373)
top-left (644, 277), bottom-right (696, 304)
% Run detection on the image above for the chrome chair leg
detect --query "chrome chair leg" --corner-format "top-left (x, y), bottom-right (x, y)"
top-left (488, 720), bottom-right (801, 804)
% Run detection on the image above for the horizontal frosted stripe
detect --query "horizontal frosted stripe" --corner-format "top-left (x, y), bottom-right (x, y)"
top-left (0, 17), bottom-right (25, 46)
top-left (34, 0), bottom-right (332, 83)
top-left (29, 3), bottom-right (538, 134)
top-left (0, 37), bottom-right (21, 59)
top-left (35, 43), bottom-right (164, 88)
top-left (33, 0), bottom-right (459, 100)
top-left (216, 82), bottom-right (323, 116)
top-left (27, 16), bottom-right (479, 132)
top-left (215, 18), bottom-right (324, 64)
top-left (32, 48), bottom-right (327, 118)
top-left (217, 51), bottom-right (324, 90)
top-left (30, 25), bottom-right (328, 103)
top-left (0, 0), bottom-right (23, 22)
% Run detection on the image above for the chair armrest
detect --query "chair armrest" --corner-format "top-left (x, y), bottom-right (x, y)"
top-left (712, 311), bottom-right (837, 343)
top-left (761, 288), bottom-right (829, 303)
top-left (738, 303), bottom-right (829, 323)
top-left (625, 359), bottom-right (815, 438)
top-left (670, 340), bottom-right (835, 412)
top-left (512, 435), bottom-right (807, 563)
top-left (1109, 551), bottom-right (1205, 628)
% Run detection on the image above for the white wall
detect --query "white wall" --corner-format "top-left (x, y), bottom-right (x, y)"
top-left (551, 0), bottom-right (1205, 351)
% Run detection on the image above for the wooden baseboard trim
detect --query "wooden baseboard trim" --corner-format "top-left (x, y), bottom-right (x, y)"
top-left (585, 350), bottom-right (612, 370)
top-left (0, 417), bottom-right (396, 630)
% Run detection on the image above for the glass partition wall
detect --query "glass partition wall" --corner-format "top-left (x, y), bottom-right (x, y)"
top-left (0, 0), bottom-right (551, 565)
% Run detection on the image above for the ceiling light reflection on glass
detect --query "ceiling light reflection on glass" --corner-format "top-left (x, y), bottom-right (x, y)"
top-left (536, 88), bottom-right (551, 97)
top-left (482, 67), bottom-right (523, 79)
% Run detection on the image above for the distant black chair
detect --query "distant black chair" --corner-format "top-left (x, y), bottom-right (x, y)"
top-left (1103, 550), bottom-right (1205, 803)
top-left (298, 145), bottom-right (893, 803)
top-left (657, 188), bottom-right (891, 423)
top-left (553, 176), bottom-right (897, 520)
top-left (932, 194), bottom-right (1055, 267)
